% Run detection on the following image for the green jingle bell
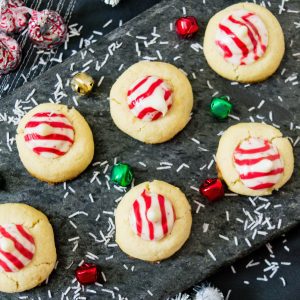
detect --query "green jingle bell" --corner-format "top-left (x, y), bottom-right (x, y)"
top-left (210, 95), bottom-right (233, 119)
top-left (110, 163), bottom-right (134, 187)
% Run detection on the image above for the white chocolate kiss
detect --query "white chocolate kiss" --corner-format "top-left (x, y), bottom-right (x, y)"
top-left (24, 111), bottom-right (74, 159)
top-left (215, 9), bottom-right (268, 65)
top-left (127, 76), bottom-right (173, 122)
top-left (233, 138), bottom-right (284, 190)
top-left (129, 190), bottom-right (175, 241)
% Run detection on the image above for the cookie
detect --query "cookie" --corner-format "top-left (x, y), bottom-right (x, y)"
top-left (0, 203), bottom-right (56, 293)
top-left (203, 2), bottom-right (285, 82)
top-left (110, 61), bottom-right (193, 144)
top-left (16, 103), bottom-right (94, 183)
top-left (115, 180), bottom-right (192, 262)
top-left (216, 123), bottom-right (294, 196)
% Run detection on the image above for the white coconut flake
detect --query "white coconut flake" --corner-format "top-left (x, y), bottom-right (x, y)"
top-left (219, 234), bottom-right (229, 241)
top-left (203, 223), bottom-right (209, 233)
top-left (207, 249), bottom-right (217, 261)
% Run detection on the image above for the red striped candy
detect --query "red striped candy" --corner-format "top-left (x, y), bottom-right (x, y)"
top-left (28, 10), bottom-right (67, 49)
top-left (129, 189), bottom-right (175, 241)
top-left (0, 224), bottom-right (35, 272)
top-left (0, 0), bottom-right (29, 34)
top-left (24, 111), bottom-right (74, 158)
top-left (127, 75), bottom-right (173, 122)
top-left (0, 32), bottom-right (21, 75)
top-left (233, 138), bottom-right (284, 190)
top-left (215, 9), bottom-right (268, 65)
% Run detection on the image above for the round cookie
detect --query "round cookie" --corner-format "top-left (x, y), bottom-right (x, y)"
top-left (0, 203), bottom-right (56, 293)
top-left (203, 2), bottom-right (285, 82)
top-left (216, 123), bottom-right (294, 196)
top-left (115, 180), bottom-right (192, 262)
top-left (110, 61), bottom-right (193, 144)
top-left (16, 103), bottom-right (94, 183)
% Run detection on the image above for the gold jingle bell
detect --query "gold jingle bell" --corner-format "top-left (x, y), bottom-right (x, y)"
top-left (71, 72), bottom-right (95, 95)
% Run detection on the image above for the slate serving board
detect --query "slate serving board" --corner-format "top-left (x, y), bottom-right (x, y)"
top-left (0, 0), bottom-right (299, 299)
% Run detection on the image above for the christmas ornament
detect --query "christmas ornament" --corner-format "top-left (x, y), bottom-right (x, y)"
top-left (75, 263), bottom-right (101, 285)
top-left (104, 0), bottom-right (120, 7)
top-left (199, 178), bottom-right (224, 201)
top-left (0, 224), bottom-right (35, 272)
top-left (170, 293), bottom-right (191, 300)
top-left (110, 163), bottom-right (133, 187)
top-left (127, 75), bottom-right (173, 121)
top-left (24, 111), bottom-right (75, 158)
top-left (129, 189), bottom-right (175, 241)
top-left (233, 137), bottom-right (284, 190)
top-left (28, 9), bottom-right (67, 49)
top-left (195, 285), bottom-right (224, 300)
top-left (71, 72), bottom-right (95, 95)
top-left (210, 95), bottom-right (232, 119)
top-left (175, 16), bottom-right (199, 38)
top-left (0, 32), bottom-right (21, 75)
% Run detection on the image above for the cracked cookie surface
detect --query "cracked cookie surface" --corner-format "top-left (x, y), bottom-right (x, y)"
top-left (203, 2), bottom-right (285, 82)
top-left (115, 180), bottom-right (192, 262)
top-left (216, 123), bottom-right (294, 196)
top-left (0, 203), bottom-right (57, 293)
top-left (16, 103), bottom-right (94, 183)
top-left (109, 61), bottom-right (193, 144)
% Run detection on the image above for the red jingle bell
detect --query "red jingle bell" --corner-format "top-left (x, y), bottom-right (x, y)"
top-left (175, 16), bottom-right (199, 38)
top-left (75, 263), bottom-right (101, 285)
top-left (200, 178), bottom-right (224, 202)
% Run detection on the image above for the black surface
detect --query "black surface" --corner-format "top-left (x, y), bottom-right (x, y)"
top-left (0, 0), bottom-right (299, 299)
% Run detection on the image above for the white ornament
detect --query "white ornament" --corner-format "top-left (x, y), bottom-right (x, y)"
top-left (194, 286), bottom-right (224, 300)
top-left (169, 293), bottom-right (191, 300)
top-left (104, 0), bottom-right (120, 7)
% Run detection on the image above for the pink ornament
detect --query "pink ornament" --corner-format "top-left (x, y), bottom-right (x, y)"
top-left (28, 9), bottom-right (67, 49)
top-left (0, 0), bottom-right (30, 34)
top-left (0, 32), bottom-right (21, 75)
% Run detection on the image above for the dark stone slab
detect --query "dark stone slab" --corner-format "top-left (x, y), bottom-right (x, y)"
top-left (0, 0), bottom-right (299, 299)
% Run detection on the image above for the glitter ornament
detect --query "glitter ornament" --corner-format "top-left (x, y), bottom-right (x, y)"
top-left (175, 16), bottom-right (199, 38)
top-left (0, 0), bottom-right (29, 34)
top-left (0, 32), bottom-right (21, 75)
top-left (199, 178), bottom-right (224, 202)
top-left (210, 96), bottom-right (232, 119)
top-left (110, 163), bottom-right (133, 187)
top-left (75, 263), bottom-right (101, 285)
top-left (195, 285), bottom-right (224, 300)
top-left (28, 9), bottom-right (67, 49)
top-left (71, 72), bottom-right (95, 95)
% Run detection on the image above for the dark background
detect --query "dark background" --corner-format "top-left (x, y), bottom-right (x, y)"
top-left (0, 0), bottom-right (299, 299)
